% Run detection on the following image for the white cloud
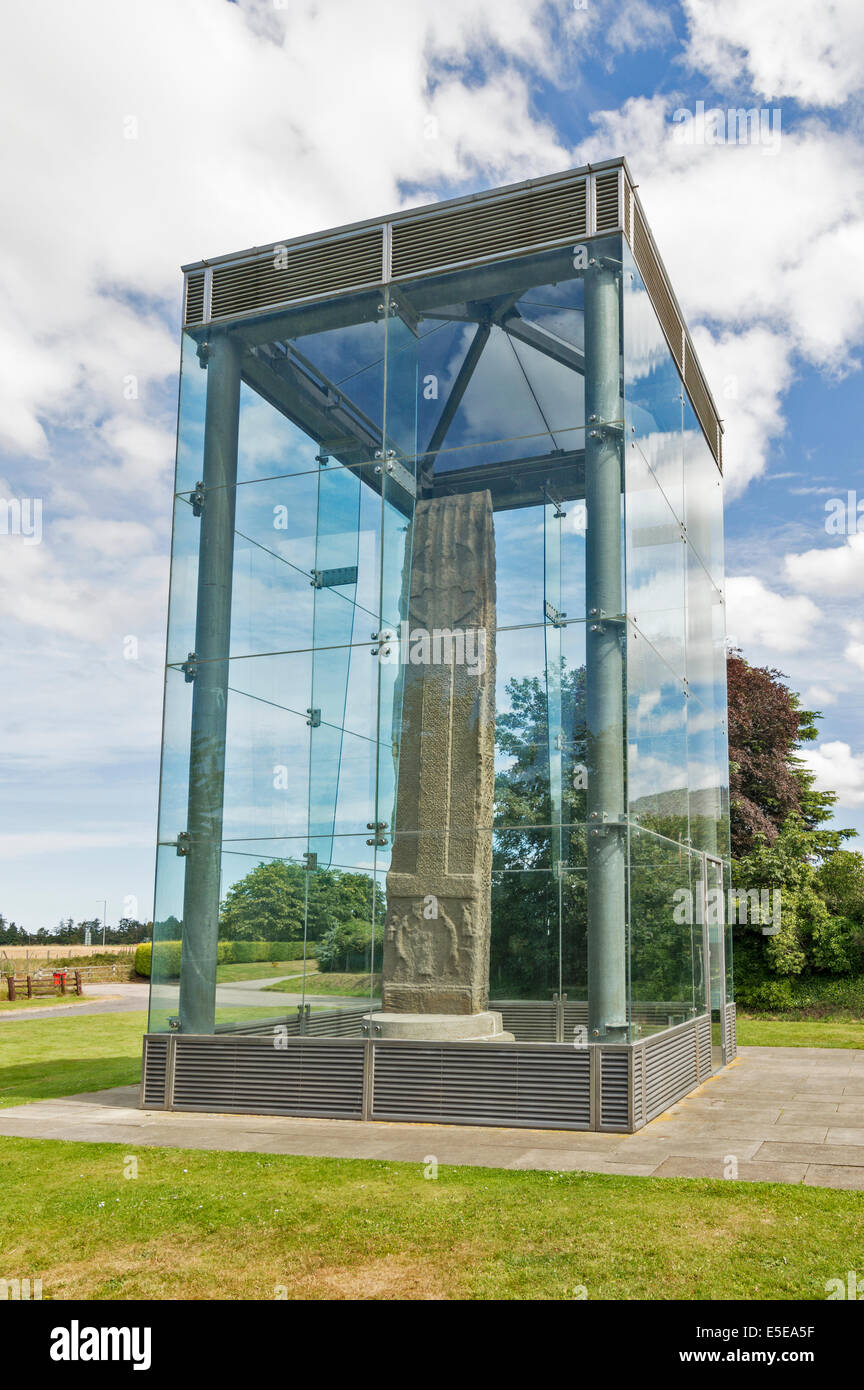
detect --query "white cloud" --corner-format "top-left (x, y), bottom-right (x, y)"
top-left (803, 685), bottom-right (838, 707)
top-left (800, 741), bottom-right (864, 808)
top-left (784, 532), bottom-right (864, 596)
top-left (725, 575), bottom-right (821, 652)
top-left (682, 0), bottom-right (864, 106)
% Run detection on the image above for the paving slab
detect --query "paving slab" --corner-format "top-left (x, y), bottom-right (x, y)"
top-left (803, 1165), bottom-right (864, 1190)
top-left (755, 1140), bottom-right (864, 1166)
top-left (651, 1156), bottom-right (809, 1183)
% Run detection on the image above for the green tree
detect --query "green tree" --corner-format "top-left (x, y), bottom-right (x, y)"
top-left (219, 859), bottom-right (384, 942)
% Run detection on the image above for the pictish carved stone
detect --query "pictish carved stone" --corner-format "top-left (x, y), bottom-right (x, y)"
top-left (382, 491), bottom-right (496, 1015)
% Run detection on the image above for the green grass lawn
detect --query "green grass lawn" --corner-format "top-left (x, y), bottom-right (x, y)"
top-left (737, 1016), bottom-right (864, 1048)
top-left (1, 1137), bottom-right (862, 1300)
top-left (264, 971), bottom-right (379, 997)
top-left (0, 1012), bottom-right (146, 1109)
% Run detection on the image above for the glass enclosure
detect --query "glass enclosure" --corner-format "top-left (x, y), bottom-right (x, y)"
top-left (150, 231), bottom-right (731, 1047)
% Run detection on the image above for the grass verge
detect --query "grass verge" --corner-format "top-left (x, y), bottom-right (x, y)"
top-left (265, 971), bottom-right (379, 997)
top-left (0, 994), bottom-right (111, 1014)
top-left (0, 1137), bottom-right (861, 1300)
top-left (737, 1016), bottom-right (864, 1049)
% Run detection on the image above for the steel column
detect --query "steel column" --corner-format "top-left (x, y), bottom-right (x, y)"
top-left (584, 258), bottom-right (628, 1042)
top-left (179, 331), bottom-right (241, 1034)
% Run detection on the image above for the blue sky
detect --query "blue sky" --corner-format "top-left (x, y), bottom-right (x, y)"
top-left (1, 0), bottom-right (863, 929)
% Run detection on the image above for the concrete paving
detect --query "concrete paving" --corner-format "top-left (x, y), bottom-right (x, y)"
top-left (2, 1045), bottom-right (864, 1188)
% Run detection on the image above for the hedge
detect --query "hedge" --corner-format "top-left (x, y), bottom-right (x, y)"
top-left (736, 973), bottom-right (864, 1014)
top-left (134, 940), bottom-right (315, 978)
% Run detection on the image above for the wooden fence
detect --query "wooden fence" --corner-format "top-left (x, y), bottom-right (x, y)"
top-left (6, 970), bottom-right (84, 1001)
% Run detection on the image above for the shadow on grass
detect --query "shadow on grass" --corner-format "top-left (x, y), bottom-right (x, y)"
top-left (0, 1055), bottom-right (141, 1110)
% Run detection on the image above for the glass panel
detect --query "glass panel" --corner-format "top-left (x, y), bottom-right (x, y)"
top-left (625, 441), bottom-right (686, 678)
top-left (386, 242), bottom-right (594, 474)
top-left (626, 624), bottom-right (689, 842)
top-left (148, 844), bottom-right (185, 1033)
top-left (684, 400), bottom-right (724, 588)
top-left (629, 827), bottom-right (697, 1037)
top-left (622, 245), bottom-right (684, 523)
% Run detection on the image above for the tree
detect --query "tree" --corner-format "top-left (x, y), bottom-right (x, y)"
top-left (732, 818), bottom-right (864, 1003)
top-left (727, 649), bottom-right (850, 859)
top-left (218, 859), bottom-right (384, 942)
top-left (492, 662), bottom-right (588, 996)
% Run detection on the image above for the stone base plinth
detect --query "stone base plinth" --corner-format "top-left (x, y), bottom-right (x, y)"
top-left (361, 1010), bottom-right (514, 1042)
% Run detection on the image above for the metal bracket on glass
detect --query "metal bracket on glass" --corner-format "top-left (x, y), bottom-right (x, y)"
top-left (370, 630), bottom-right (393, 657)
top-left (588, 812), bottom-right (627, 838)
top-left (544, 485), bottom-right (567, 518)
top-left (191, 481), bottom-right (205, 516)
top-left (168, 1016), bottom-right (181, 1030)
top-left (302, 852), bottom-right (317, 872)
top-left (196, 341), bottom-right (210, 368)
top-left (373, 451), bottom-right (417, 499)
top-left (587, 254), bottom-right (623, 273)
top-left (366, 820), bottom-right (388, 847)
top-left (175, 832), bottom-right (191, 857)
top-left (587, 418), bottom-right (624, 445)
top-left (315, 452), bottom-right (329, 467)
top-left (305, 708), bottom-right (321, 727)
top-left (544, 599), bottom-right (567, 628)
top-left (310, 566), bottom-right (359, 590)
top-left (587, 608), bottom-right (625, 635)
top-left (182, 652), bottom-right (197, 683)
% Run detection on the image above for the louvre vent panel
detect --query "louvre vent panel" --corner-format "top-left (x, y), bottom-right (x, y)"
top-left (391, 180), bottom-right (587, 279)
top-left (184, 272), bottom-right (205, 325)
top-left (170, 1038), bottom-right (365, 1116)
top-left (642, 1023), bottom-right (699, 1122)
top-left (697, 1016), bottom-right (713, 1081)
top-left (600, 1050), bottom-right (630, 1128)
top-left (632, 200), bottom-right (683, 372)
top-left (303, 1008), bottom-right (367, 1037)
top-left (623, 180), bottom-right (633, 245)
top-left (594, 170), bottom-right (621, 231)
top-left (372, 1044), bottom-right (591, 1129)
top-left (725, 1003), bottom-right (737, 1060)
top-left (210, 229), bottom-right (383, 320)
top-left (215, 1015), bottom-right (301, 1037)
top-left (493, 1000), bottom-right (556, 1041)
top-left (631, 1047), bottom-right (646, 1129)
top-left (141, 1037), bottom-right (168, 1107)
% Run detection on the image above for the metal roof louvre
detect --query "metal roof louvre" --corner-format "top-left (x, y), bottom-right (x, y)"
top-left (391, 178), bottom-right (588, 279)
top-left (594, 168), bottom-right (621, 231)
top-left (210, 227), bottom-right (384, 320)
top-left (184, 271), bottom-right (205, 326)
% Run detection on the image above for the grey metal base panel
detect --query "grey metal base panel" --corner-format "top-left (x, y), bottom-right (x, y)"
top-left (140, 1007), bottom-right (737, 1133)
